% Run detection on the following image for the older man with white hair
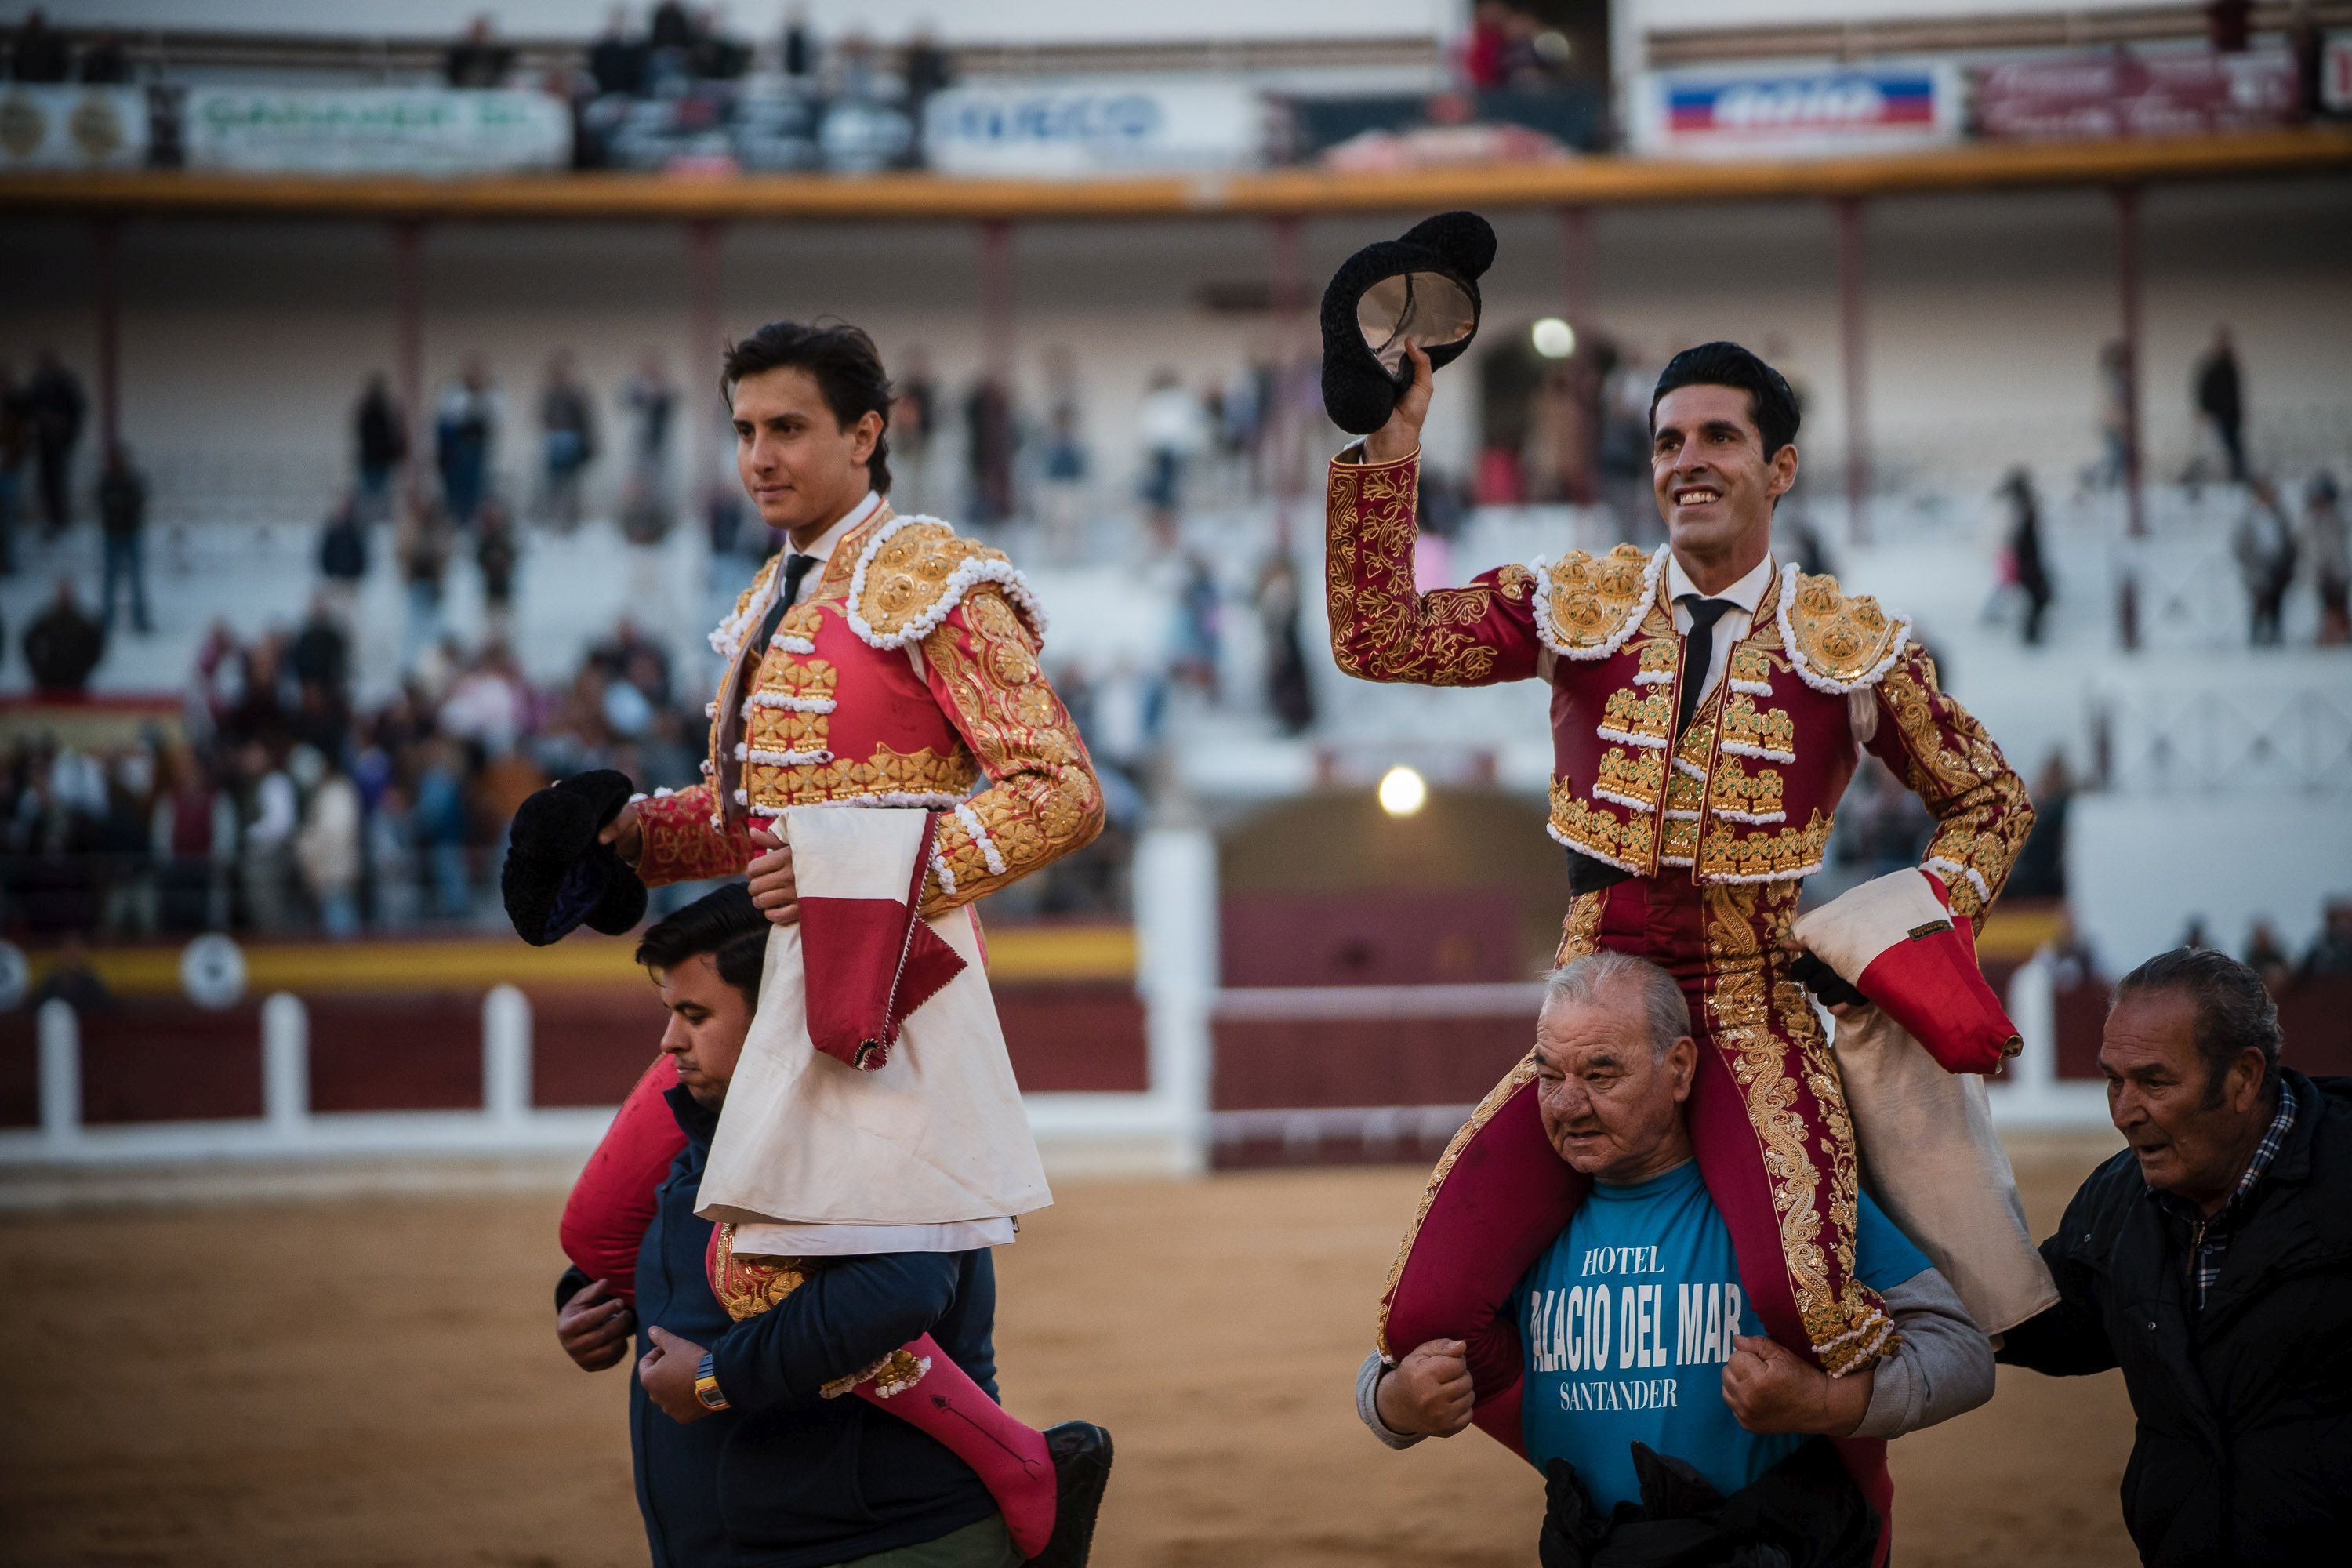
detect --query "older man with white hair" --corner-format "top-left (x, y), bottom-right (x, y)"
top-left (1358, 952), bottom-right (1994, 1565)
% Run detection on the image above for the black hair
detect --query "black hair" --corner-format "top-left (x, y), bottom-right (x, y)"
top-left (720, 319), bottom-right (893, 493)
top-left (634, 883), bottom-right (768, 1010)
top-left (1649, 341), bottom-right (1801, 460)
top-left (2112, 946), bottom-right (2283, 1106)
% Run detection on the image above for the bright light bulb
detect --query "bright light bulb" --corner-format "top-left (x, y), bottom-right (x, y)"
top-left (1377, 765), bottom-right (1428, 818)
top-left (1531, 317), bottom-right (1576, 359)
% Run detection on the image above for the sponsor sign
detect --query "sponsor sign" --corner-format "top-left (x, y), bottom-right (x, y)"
top-left (1972, 49), bottom-right (2299, 140)
top-left (0, 85), bottom-right (149, 172)
top-left (2325, 32), bottom-right (2352, 114)
top-left (923, 77), bottom-right (1265, 176)
top-left (1635, 64), bottom-right (1961, 158)
top-left (183, 87), bottom-right (571, 174)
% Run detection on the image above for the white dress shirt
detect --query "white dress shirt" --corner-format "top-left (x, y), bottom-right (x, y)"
top-left (1655, 550), bottom-right (1879, 744)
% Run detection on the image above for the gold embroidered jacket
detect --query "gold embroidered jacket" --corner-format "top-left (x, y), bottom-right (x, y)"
top-left (633, 506), bottom-right (1105, 913)
top-left (1327, 449), bottom-right (2031, 917)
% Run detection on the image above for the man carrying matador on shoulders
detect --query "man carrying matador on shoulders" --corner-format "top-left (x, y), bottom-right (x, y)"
top-left (1325, 303), bottom-right (2036, 1544)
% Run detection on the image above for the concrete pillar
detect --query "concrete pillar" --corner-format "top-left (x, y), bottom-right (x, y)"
top-left (483, 984), bottom-right (532, 1123)
top-left (1998, 949), bottom-right (2061, 1123)
top-left (1134, 827), bottom-right (1218, 1173)
top-left (1834, 195), bottom-right (1870, 544)
top-left (261, 991), bottom-right (309, 1137)
top-left (36, 998), bottom-right (78, 1144)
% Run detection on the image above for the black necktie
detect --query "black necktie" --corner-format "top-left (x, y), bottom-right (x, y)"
top-left (1675, 595), bottom-right (1737, 740)
top-left (753, 553), bottom-right (821, 651)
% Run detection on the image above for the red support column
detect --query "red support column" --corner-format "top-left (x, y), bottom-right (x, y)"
top-left (1266, 212), bottom-right (1305, 550)
top-left (1834, 196), bottom-right (1869, 545)
top-left (977, 218), bottom-right (1015, 383)
top-left (93, 217), bottom-right (121, 459)
top-left (1559, 205), bottom-right (1592, 333)
top-left (687, 218), bottom-right (724, 500)
top-left (2114, 185), bottom-right (2147, 540)
top-left (392, 220), bottom-right (424, 485)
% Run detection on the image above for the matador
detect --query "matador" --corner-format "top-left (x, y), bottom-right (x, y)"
top-left (1330, 341), bottom-right (2031, 1526)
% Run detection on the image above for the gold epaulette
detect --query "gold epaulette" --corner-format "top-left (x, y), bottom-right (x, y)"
top-left (845, 516), bottom-right (1046, 650)
top-left (1777, 567), bottom-right (1911, 693)
top-left (1534, 542), bottom-right (1667, 660)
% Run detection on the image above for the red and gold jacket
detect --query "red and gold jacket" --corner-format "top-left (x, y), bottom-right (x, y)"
top-left (1327, 449), bottom-right (2029, 920)
top-left (632, 506), bottom-right (1105, 913)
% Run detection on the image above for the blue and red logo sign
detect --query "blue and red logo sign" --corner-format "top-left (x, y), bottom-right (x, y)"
top-left (1665, 70), bottom-right (1940, 137)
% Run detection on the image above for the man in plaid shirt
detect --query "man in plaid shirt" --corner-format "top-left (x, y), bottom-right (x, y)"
top-left (1998, 947), bottom-right (2352, 1566)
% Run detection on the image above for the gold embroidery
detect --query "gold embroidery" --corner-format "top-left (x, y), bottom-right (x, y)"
top-left (1728, 644), bottom-right (1775, 688)
top-left (1720, 692), bottom-right (1795, 759)
top-left (854, 521), bottom-right (1037, 642)
top-left (1540, 544), bottom-right (1656, 652)
top-left (1635, 641), bottom-right (1677, 681)
top-left (1549, 787), bottom-right (1653, 869)
top-left (710, 1222), bottom-right (809, 1322)
top-left (1599, 686), bottom-right (1674, 746)
top-left (1784, 572), bottom-right (1906, 684)
top-left (741, 746), bottom-right (978, 808)
top-left (1553, 887), bottom-right (1607, 966)
top-left (1695, 810), bottom-right (1831, 882)
top-left (1326, 459), bottom-right (1515, 686)
top-left (1707, 757), bottom-right (1786, 820)
top-left (822, 1345), bottom-right (931, 1401)
top-left (919, 584), bottom-right (1105, 911)
top-left (1872, 651), bottom-right (2034, 918)
top-left (1595, 746), bottom-right (1667, 809)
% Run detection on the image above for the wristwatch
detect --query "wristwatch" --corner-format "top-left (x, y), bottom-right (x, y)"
top-left (694, 1352), bottom-right (730, 1412)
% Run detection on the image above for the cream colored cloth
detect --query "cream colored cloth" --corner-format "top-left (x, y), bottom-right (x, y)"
top-left (1828, 1000), bottom-right (2058, 1335)
top-left (695, 806), bottom-right (1051, 1254)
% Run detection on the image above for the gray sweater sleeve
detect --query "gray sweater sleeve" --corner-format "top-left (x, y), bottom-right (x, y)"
top-left (1852, 1266), bottom-right (1997, 1441)
top-left (1354, 1350), bottom-right (1425, 1450)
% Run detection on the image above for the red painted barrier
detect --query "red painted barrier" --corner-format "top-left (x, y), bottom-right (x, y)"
top-left (78, 1002), bottom-right (263, 1123)
top-left (305, 993), bottom-right (485, 1112)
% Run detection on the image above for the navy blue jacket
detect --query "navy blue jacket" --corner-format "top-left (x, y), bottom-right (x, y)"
top-left (572, 1084), bottom-right (1000, 1567)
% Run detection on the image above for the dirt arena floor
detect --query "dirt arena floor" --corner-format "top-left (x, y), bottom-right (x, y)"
top-left (2, 1137), bottom-right (2136, 1567)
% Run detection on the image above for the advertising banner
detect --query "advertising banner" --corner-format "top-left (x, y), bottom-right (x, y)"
top-left (2324, 32), bottom-right (2352, 114)
top-left (0, 85), bottom-right (149, 172)
top-left (1972, 50), bottom-right (2299, 140)
top-left (1634, 63), bottom-right (1962, 158)
top-left (183, 87), bottom-right (572, 174)
top-left (923, 78), bottom-right (1265, 177)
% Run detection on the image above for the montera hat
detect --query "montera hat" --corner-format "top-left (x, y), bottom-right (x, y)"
top-left (1319, 210), bottom-right (1497, 434)
top-left (502, 769), bottom-right (650, 946)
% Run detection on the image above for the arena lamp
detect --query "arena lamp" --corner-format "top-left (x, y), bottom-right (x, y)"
top-left (1532, 317), bottom-right (1576, 359)
top-left (1377, 765), bottom-right (1429, 818)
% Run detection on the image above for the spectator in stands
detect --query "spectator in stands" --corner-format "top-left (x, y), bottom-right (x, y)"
top-left (2232, 477), bottom-right (2298, 645)
top-left (434, 358), bottom-right (501, 526)
top-left (964, 376), bottom-right (1015, 531)
top-left (2194, 328), bottom-right (2246, 485)
top-left (24, 579), bottom-right (103, 693)
top-left (2244, 920), bottom-right (2292, 995)
top-left (538, 353), bottom-right (598, 532)
top-left (78, 29), bottom-right (129, 84)
top-left (688, 7), bottom-right (750, 80)
top-left (902, 24), bottom-right (953, 115)
top-left (2085, 339), bottom-right (2133, 493)
top-left (7, 9), bottom-right (69, 83)
top-left (25, 350), bottom-right (85, 536)
top-left (826, 29), bottom-right (880, 103)
top-left (1257, 554), bottom-right (1315, 735)
top-left (292, 746), bottom-right (363, 940)
top-left (96, 443), bottom-right (152, 636)
top-left (445, 13), bottom-right (515, 89)
top-left (237, 740), bottom-right (299, 933)
top-left (1138, 368), bottom-right (1203, 540)
top-left (781, 4), bottom-right (818, 81)
top-left (623, 351), bottom-right (676, 492)
top-left (2303, 898), bottom-right (2352, 978)
top-left (1461, 0), bottom-right (1512, 90)
top-left (412, 736), bottom-right (475, 920)
top-left (890, 346), bottom-right (937, 514)
top-left (354, 373), bottom-right (407, 521)
top-left (317, 494), bottom-right (369, 616)
top-left (2305, 471), bottom-right (2348, 645)
top-left (650, 0), bottom-right (695, 53)
top-left (397, 490), bottom-right (456, 667)
top-left (1998, 466), bottom-right (2054, 646)
top-left (1998, 946), bottom-right (2352, 1566)
top-left (155, 744), bottom-right (223, 933)
top-left (289, 593), bottom-right (351, 700)
top-left (477, 499), bottom-right (521, 637)
top-left (0, 362), bottom-right (25, 574)
top-left (589, 5), bottom-right (648, 96)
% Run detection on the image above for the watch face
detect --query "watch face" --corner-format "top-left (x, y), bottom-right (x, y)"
top-left (696, 1382), bottom-right (728, 1410)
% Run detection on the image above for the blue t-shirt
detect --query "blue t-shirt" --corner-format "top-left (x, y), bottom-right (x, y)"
top-left (1508, 1158), bottom-right (1930, 1512)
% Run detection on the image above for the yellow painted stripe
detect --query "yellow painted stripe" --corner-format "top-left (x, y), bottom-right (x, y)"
top-left (32, 924), bottom-right (1137, 997)
top-left (1976, 907), bottom-right (2067, 961)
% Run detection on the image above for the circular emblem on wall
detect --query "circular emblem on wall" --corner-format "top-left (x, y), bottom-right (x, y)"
top-left (0, 940), bottom-right (27, 1012)
top-left (181, 933), bottom-right (247, 1011)
top-left (0, 92), bottom-right (48, 161)
top-left (69, 91), bottom-right (125, 162)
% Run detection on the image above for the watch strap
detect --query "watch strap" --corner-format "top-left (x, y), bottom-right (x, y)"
top-left (694, 1351), bottom-right (729, 1411)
